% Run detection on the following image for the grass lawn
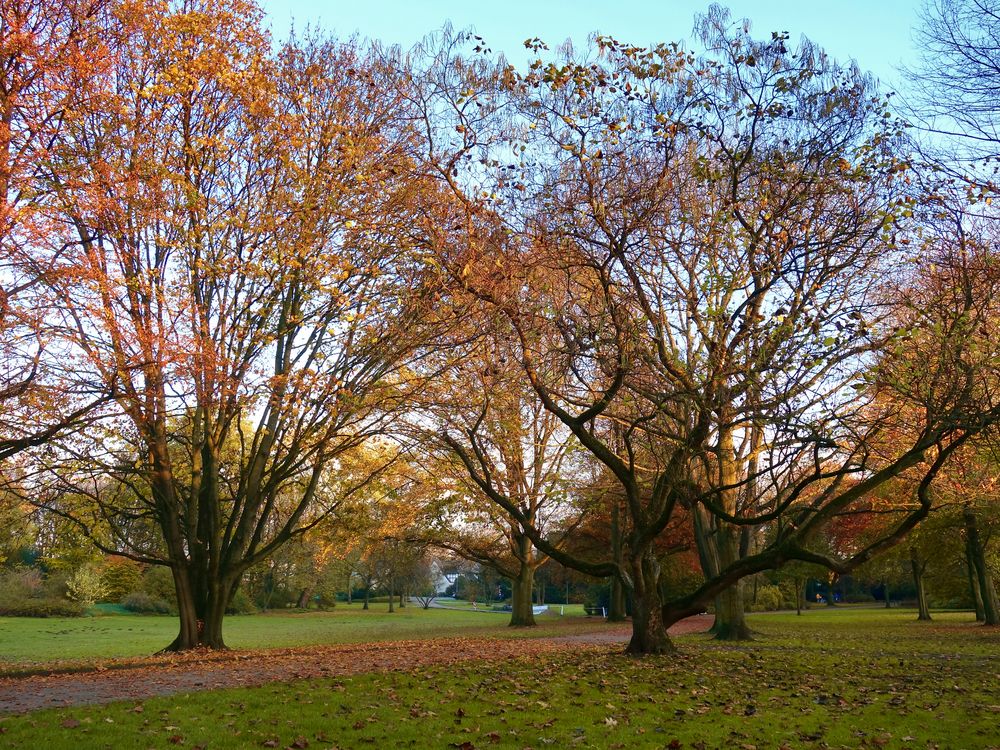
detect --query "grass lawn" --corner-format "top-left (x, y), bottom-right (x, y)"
top-left (1, 607), bottom-right (998, 748)
top-left (0, 602), bottom-right (607, 670)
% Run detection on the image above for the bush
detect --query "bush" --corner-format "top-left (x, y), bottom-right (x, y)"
top-left (121, 591), bottom-right (173, 614)
top-left (140, 566), bottom-right (178, 605)
top-left (226, 588), bottom-right (257, 615)
top-left (101, 557), bottom-right (144, 601)
top-left (0, 568), bottom-right (85, 616)
top-left (0, 567), bottom-right (44, 601)
top-left (751, 584), bottom-right (790, 612)
top-left (0, 597), bottom-right (84, 617)
top-left (66, 563), bottom-right (107, 607)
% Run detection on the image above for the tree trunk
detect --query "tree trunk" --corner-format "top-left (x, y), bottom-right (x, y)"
top-left (388, 576), bottom-right (395, 613)
top-left (964, 508), bottom-right (1000, 625)
top-left (625, 550), bottom-right (673, 654)
top-left (608, 499), bottom-right (627, 622)
top-left (826, 573), bottom-right (838, 606)
top-left (967, 548), bottom-right (985, 622)
top-left (398, 590), bottom-right (405, 608)
top-left (692, 505), bottom-right (739, 637)
top-left (712, 529), bottom-right (752, 641)
top-left (713, 580), bottom-right (752, 640)
top-left (910, 547), bottom-right (931, 621)
top-left (794, 576), bottom-right (803, 616)
top-left (509, 563), bottom-right (536, 627)
top-left (883, 581), bottom-right (891, 609)
top-left (296, 587), bottom-right (312, 609)
top-left (162, 566), bottom-right (234, 651)
top-left (363, 586), bottom-right (370, 610)
top-left (608, 575), bottom-right (627, 621)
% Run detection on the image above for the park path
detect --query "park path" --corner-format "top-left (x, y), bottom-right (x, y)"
top-left (0, 615), bottom-right (711, 714)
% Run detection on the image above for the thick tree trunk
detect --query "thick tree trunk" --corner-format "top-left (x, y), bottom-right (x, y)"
top-left (713, 580), bottom-right (752, 640)
top-left (398, 590), bottom-right (405, 608)
top-left (509, 563), bottom-right (536, 627)
top-left (363, 587), bottom-right (370, 610)
top-left (911, 548), bottom-right (931, 621)
top-left (964, 509), bottom-right (1000, 625)
top-left (625, 551), bottom-right (673, 654)
top-left (712, 530), bottom-right (752, 641)
top-left (162, 566), bottom-right (234, 651)
top-left (608, 575), bottom-right (627, 621)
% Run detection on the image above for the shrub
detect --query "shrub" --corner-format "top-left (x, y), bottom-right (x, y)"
top-left (121, 591), bottom-right (173, 614)
top-left (66, 563), bottom-right (107, 607)
top-left (42, 570), bottom-right (71, 600)
top-left (101, 557), bottom-right (144, 601)
top-left (0, 597), bottom-right (84, 617)
top-left (0, 567), bottom-right (44, 601)
top-left (227, 588), bottom-right (257, 615)
top-left (751, 584), bottom-right (790, 612)
top-left (0, 567), bottom-right (86, 616)
top-left (140, 566), bottom-right (178, 606)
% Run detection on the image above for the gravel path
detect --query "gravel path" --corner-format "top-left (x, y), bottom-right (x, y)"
top-left (0, 615), bottom-right (712, 715)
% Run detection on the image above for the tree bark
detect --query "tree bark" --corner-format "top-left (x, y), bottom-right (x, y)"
top-left (964, 508), bottom-right (1000, 625)
top-left (509, 562), bottom-right (536, 627)
top-left (713, 579), bottom-right (752, 640)
top-left (608, 500), bottom-right (627, 622)
top-left (296, 587), bottom-right (312, 609)
top-left (883, 580), bottom-right (891, 609)
top-left (967, 548), bottom-right (985, 622)
top-left (712, 529), bottom-right (752, 641)
top-left (161, 567), bottom-right (235, 651)
top-left (388, 576), bottom-right (395, 613)
top-left (608, 575), bottom-right (627, 621)
top-left (910, 547), bottom-right (931, 621)
top-left (625, 551), bottom-right (674, 654)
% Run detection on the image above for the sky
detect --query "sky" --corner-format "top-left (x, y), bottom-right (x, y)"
top-left (256, 0), bottom-right (922, 92)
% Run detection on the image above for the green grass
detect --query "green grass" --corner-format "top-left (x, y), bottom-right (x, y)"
top-left (1, 608), bottom-right (997, 748)
top-left (0, 602), bottom-right (609, 670)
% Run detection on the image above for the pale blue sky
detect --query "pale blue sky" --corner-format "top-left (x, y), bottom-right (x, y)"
top-left (258, 1), bottom-right (920, 90)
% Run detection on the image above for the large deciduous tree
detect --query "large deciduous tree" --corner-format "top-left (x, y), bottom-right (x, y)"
top-left (30, 1), bottom-right (437, 650)
top-left (406, 11), bottom-right (1000, 653)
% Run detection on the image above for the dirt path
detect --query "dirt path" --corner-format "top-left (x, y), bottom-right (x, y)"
top-left (0, 615), bottom-right (711, 715)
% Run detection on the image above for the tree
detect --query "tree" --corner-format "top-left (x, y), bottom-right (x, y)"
top-left (406, 12), bottom-right (1000, 653)
top-left (904, 0), bottom-right (1000, 186)
top-left (413, 324), bottom-right (588, 626)
top-left (0, 0), bottom-right (112, 466)
top-left (30, 2), bottom-right (438, 650)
